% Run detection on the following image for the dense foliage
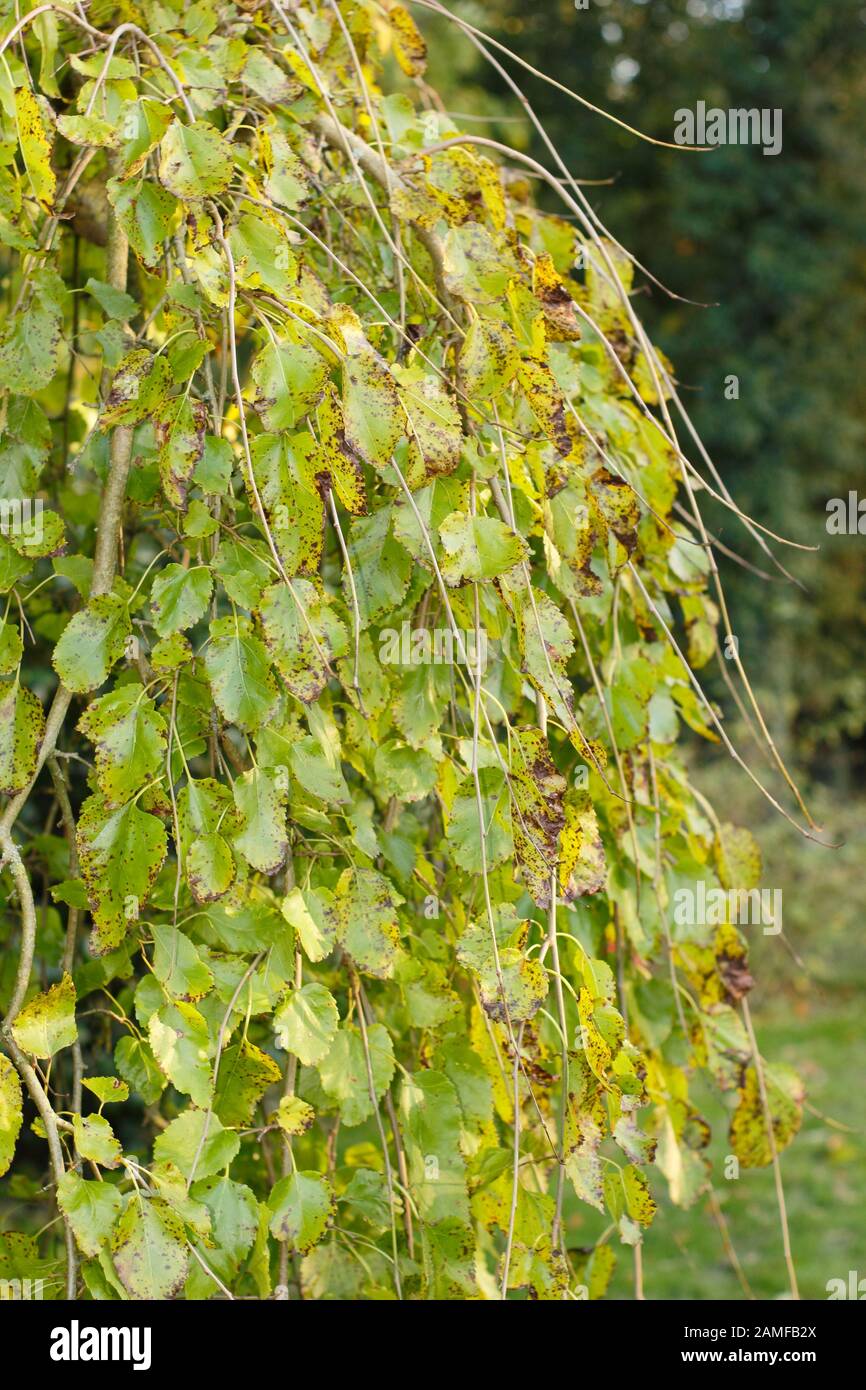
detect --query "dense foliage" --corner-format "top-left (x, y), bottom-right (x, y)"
top-left (441, 0), bottom-right (866, 772)
top-left (0, 0), bottom-right (813, 1300)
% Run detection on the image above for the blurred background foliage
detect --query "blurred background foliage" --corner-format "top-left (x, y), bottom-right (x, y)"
top-left (420, 0), bottom-right (866, 1299)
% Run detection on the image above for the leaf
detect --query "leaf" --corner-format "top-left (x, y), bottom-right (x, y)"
top-left (0, 679), bottom-right (44, 796)
top-left (317, 1023), bottom-right (395, 1127)
top-left (317, 384), bottom-right (366, 515)
top-left (77, 793), bottom-right (167, 953)
top-left (153, 1108), bottom-right (239, 1182)
top-left (213, 1042), bottom-right (281, 1126)
top-left (148, 1002), bottom-right (213, 1108)
top-left (339, 322), bottom-right (404, 469)
top-left (446, 767), bottom-right (512, 874)
top-left (290, 736), bottom-right (350, 803)
top-left (115, 1036), bottom-right (165, 1106)
top-left (190, 1176), bottom-right (258, 1268)
top-left (559, 792), bottom-right (606, 900)
top-left (78, 683), bottom-right (166, 805)
top-left (439, 510), bottom-right (528, 584)
top-left (58, 1172), bottom-right (123, 1258)
top-left (268, 1172), bottom-right (335, 1251)
top-left (111, 1196), bottom-right (189, 1300)
top-left (258, 580), bottom-right (347, 705)
top-left (396, 369), bottom-right (463, 488)
top-left (85, 277), bottom-right (138, 322)
top-left (0, 1055), bottom-right (23, 1178)
top-left (82, 1076), bottom-right (129, 1105)
top-left (400, 1070), bottom-right (470, 1224)
top-left (715, 822), bottom-right (762, 891)
top-left (274, 983), bottom-right (339, 1066)
top-left (281, 886), bottom-right (337, 964)
top-left (276, 1095), bottom-right (315, 1137)
top-left (73, 1113), bottom-right (122, 1169)
top-left (158, 120), bottom-right (233, 198)
top-left (0, 269), bottom-right (64, 394)
top-left (458, 317), bottom-right (519, 400)
top-left (102, 348), bottom-right (172, 427)
top-left (248, 432), bottom-right (324, 577)
top-left (151, 564), bottom-right (213, 636)
top-left (11, 973), bottom-right (76, 1058)
top-left (343, 507), bottom-right (412, 627)
top-left (330, 867), bottom-right (402, 979)
top-left (729, 1063), bottom-right (805, 1168)
top-left (157, 396), bottom-right (207, 508)
top-left (509, 726), bottom-right (567, 909)
top-left (250, 334), bottom-right (328, 432)
top-left (53, 592), bottom-right (131, 694)
top-left (457, 907), bottom-right (547, 1024)
top-left (388, 4), bottom-right (428, 76)
top-left (204, 615), bottom-right (279, 731)
top-left (107, 177), bottom-right (179, 268)
top-left (151, 925), bottom-right (214, 1002)
top-left (15, 87), bottom-right (55, 211)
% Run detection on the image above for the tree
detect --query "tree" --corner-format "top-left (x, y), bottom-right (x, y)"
top-left (0, 0), bottom-right (811, 1301)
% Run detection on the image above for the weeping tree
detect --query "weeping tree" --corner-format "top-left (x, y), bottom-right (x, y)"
top-left (0, 0), bottom-right (818, 1301)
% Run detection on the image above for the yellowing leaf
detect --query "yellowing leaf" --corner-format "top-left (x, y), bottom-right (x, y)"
top-left (11, 973), bottom-right (77, 1058)
top-left (15, 87), bottom-right (55, 211)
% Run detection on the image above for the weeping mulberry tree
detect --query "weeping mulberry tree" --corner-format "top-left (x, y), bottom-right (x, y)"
top-left (0, 0), bottom-right (816, 1301)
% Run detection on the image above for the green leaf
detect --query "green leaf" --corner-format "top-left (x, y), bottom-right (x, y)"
top-left (107, 177), bottom-right (179, 268)
top-left (274, 983), bottom-right (339, 1066)
top-left (151, 563), bottom-right (213, 636)
top-left (459, 907), bottom-right (549, 1024)
top-left (439, 510), bottom-right (528, 584)
top-left (158, 120), bottom-right (233, 199)
top-left (151, 925), bottom-right (214, 1002)
top-left (0, 679), bottom-right (44, 796)
top-left (14, 87), bottom-right (55, 211)
top-left (114, 1036), bottom-right (165, 1106)
top-left (281, 886), bottom-right (337, 964)
top-left (78, 683), bottom-right (166, 805)
top-left (11, 973), bottom-right (77, 1058)
top-left (77, 793), bottom-right (167, 953)
top-left (0, 269), bottom-right (63, 394)
top-left (52, 592), bottom-right (131, 694)
top-left (213, 1041), bottom-right (281, 1127)
top-left (331, 868), bottom-right (402, 979)
top-left (153, 1108), bottom-right (240, 1181)
top-left (317, 1023), bottom-right (395, 1127)
top-left (58, 1171), bottom-right (123, 1258)
top-left (111, 1196), bottom-right (189, 1300)
top-left (268, 1171), bottom-right (335, 1251)
top-left (73, 1113), bottom-right (122, 1169)
top-left (341, 341), bottom-right (404, 470)
top-left (190, 1176), bottom-right (258, 1269)
top-left (233, 767), bottom-right (289, 873)
top-left (204, 615), bottom-right (279, 731)
top-left (251, 334), bottom-right (328, 432)
top-left (82, 1076), bottom-right (129, 1105)
top-left (148, 1001), bottom-right (214, 1108)
top-left (85, 277), bottom-right (138, 322)
top-left (0, 1055), bottom-right (23, 1177)
top-left (290, 736), bottom-right (350, 803)
top-left (343, 507), bottom-right (412, 627)
top-left (258, 580), bottom-right (347, 705)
